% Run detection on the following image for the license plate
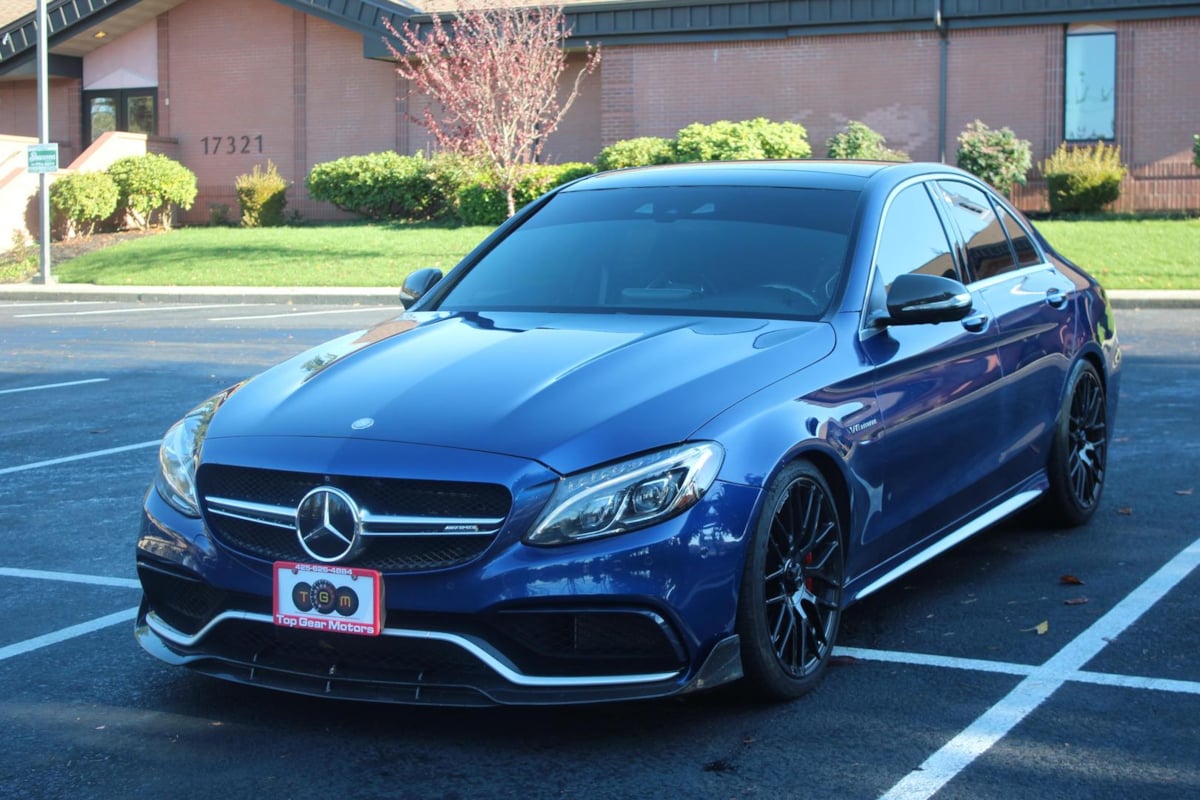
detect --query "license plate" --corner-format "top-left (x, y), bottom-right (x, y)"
top-left (273, 561), bottom-right (383, 636)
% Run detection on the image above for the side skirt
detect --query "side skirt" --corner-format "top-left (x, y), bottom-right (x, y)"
top-left (851, 488), bottom-right (1043, 602)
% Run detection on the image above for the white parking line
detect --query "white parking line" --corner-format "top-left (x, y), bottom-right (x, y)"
top-left (838, 646), bottom-right (1200, 695)
top-left (0, 607), bottom-right (138, 663)
top-left (209, 306), bottom-right (403, 321)
top-left (14, 303), bottom-right (266, 319)
top-left (0, 567), bottom-right (139, 589)
top-left (0, 378), bottom-right (108, 395)
top-left (0, 301), bottom-right (106, 309)
top-left (879, 534), bottom-right (1200, 800)
top-left (0, 440), bottom-right (159, 476)
top-left (836, 647), bottom-right (1035, 677)
top-left (1070, 669), bottom-right (1200, 695)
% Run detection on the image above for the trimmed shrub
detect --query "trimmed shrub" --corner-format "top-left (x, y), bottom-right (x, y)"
top-left (595, 137), bottom-right (676, 171)
top-left (673, 118), bottom-right (811, 162)
top-left (955, 120), bottom-right (1032, 196)
top-left (1041, 141), bottom-right (1127, 215)
top-left (825, 121), bottom-right (910, 162)
top-left (235, 161), bottom-right (289, 227)
top-left (457, 162), bottom-right (599, 226)
top-left (426, 152), bottom-right (475, 210)
top-left (106, 154), bottom-right (197, 230)
top-left (49, 171), bottom-right (119, 238)
top-left (1193, 134), bottom-right (1199, 168)
top-left (305, 152), bottom-right (448, 221)
top-left (742, 117), bottom-right (813, 160)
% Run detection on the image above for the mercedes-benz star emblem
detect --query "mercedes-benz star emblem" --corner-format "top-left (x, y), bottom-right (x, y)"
top-left (295, 486), bottom-right (362, 563)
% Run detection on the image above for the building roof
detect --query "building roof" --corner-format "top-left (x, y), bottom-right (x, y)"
top-left (3, 0), bottom-right (1199, 78)
top-left (0, 0), bottom-right (423, 76)
top-left (0, 1), bottom-right (30, 22)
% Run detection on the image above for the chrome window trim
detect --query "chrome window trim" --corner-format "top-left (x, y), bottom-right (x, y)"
top-left (968, 262), bottom-right (1056, 292)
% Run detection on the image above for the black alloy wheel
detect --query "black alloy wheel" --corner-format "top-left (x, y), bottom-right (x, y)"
top-left (1043, 360), bottom-right (1108, 527)
top-left (736, 460), bottom-right (844, 699)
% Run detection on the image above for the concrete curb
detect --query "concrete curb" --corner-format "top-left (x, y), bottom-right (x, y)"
top-left (1106, 290), bottom-right (1200, 310)
top-left (0, 284), bottom-right (1197, 309)
top-left (0, 283), bottom-right (401, 306)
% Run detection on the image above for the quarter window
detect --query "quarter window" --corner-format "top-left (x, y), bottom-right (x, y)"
top-left (1065, 26), bottom-right (1116, 141)
top-left (997, 206), bottom-right (1042, 268)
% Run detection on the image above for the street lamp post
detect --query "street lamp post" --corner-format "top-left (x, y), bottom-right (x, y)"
top-left (34, 0), bottom-right (53, 285)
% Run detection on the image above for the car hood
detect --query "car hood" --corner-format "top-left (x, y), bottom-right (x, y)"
top-left (205, 311), bottom-right (835, 475)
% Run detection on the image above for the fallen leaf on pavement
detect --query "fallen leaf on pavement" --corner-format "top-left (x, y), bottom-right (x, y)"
top-left (1117, 506), bottom-right (1133, 515)
top-left (1064, 597), bottom-right (1089, 606)
top-left (1060, 574), bottom-right (1085, 585)
top-left (1021, 621), bottom-right (1050, 635)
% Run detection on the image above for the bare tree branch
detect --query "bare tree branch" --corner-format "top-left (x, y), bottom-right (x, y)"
top-left (386, 1), bottom-right (600, 217)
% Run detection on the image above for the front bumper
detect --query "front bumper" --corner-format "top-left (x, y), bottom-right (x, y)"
top-left (135, 458), bottom-right (760, 706)
top-left (135, 600), bottom-right (744, 706)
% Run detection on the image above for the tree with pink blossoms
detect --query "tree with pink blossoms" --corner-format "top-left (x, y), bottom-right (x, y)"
top-left (386, 2), bottom-right (600, 218)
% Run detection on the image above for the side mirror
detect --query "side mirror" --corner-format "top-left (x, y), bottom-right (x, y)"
top-left (880, 273), bottom-right (973, 326)
top-left (400, 267), bottom-right (443, 309)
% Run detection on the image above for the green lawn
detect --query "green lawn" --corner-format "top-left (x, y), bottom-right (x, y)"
top-left (1036, 217), bottom-right (1200, 290)
top-left (53, 223), bottom-right (493, 287)
top-left (10, 216), bottom-right (1200, 290)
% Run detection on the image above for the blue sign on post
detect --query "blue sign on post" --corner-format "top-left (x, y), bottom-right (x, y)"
top-left (27, 143), bottom-right (58, 173)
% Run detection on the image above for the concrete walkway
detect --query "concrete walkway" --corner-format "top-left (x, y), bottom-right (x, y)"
top-left (1, 282), bottom-right (1197, 309)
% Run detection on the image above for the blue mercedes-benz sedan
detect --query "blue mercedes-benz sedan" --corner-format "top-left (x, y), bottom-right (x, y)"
top-left (135, 161), bottom-right (1119, 706)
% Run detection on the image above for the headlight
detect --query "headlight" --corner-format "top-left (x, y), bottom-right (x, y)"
top-left (525, 442), bottom-right (724, 546)
top-left (154, 384), bottom-right (242, 517)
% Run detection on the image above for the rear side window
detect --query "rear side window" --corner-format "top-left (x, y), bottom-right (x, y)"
top-left (936, 181), bottom-right (1017, 281)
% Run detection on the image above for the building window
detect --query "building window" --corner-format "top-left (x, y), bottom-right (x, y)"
top-left (83, 89), bottom-right (158, 143)
top-left (1064, 25), bottom-right (1115, 141)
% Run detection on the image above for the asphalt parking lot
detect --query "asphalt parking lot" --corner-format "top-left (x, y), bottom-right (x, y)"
top-left (1, 299), bottom-right (1197, 800)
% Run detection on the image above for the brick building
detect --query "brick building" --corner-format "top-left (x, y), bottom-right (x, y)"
top-left (0, 0), bottom-right (1197, 229)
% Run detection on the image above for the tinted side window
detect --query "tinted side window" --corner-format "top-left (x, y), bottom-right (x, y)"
top-left (998, 205), bottom-right (1042, 267)
top-left (937, 181), bottom-right (1017, 281)
top-left (874, 184), bottom-right (957, 295)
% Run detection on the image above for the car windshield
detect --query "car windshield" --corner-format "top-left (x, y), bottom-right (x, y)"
top-left (434, 185), bottom-right (860, 319)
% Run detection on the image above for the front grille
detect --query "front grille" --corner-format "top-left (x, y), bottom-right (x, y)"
top-left (197, 465), bottom-right (512, 572)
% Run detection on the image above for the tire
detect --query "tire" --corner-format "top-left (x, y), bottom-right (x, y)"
top-left (735, 460), bottom-right (845, 700)
top-left (1041, 359), bottom-right (1108, 527)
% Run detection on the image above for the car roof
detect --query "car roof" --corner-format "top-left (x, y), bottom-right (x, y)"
top-left (563, 160), bottom-right (972, 194)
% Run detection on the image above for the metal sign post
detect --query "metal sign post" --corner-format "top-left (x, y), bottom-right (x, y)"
top-left (34, 0), bottom-right (53, 285)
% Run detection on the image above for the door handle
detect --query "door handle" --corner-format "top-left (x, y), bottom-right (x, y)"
top-left (961, 313), bottom-right (989, 333)
top-left (1045, 288), bottom-right (1069, 309)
